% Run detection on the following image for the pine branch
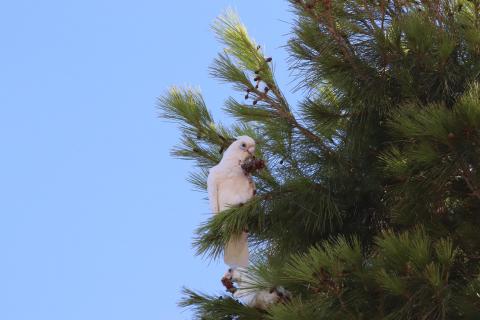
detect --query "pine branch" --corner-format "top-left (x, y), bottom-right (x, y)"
top-left (296, 0), bottom-right (372, 82)
top-left (193, 179), bottom-right (343, 261)
top-left (179, 288), bottom-right (265, 319)
top-left (211, 10), bottom-right (330, 151)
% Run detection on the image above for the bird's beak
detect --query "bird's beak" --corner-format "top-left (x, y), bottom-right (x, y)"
top-left (247, 146), bottom-right (255, 155)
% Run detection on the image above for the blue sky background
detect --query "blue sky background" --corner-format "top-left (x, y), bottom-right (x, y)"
top-left (0, 1), bottom-right (295, 319)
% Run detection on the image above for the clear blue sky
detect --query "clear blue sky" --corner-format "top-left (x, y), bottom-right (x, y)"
top-left (0, 1), bottom-right (294, 319)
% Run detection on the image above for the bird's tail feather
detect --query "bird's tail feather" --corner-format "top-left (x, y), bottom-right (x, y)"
top-left (224, 232), bottom-right (249, 267)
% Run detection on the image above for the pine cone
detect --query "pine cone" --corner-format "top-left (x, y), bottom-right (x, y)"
top-left (221, 275), bottom-right (237, 294)
top-left (241, 156), bottom-right (265, 174)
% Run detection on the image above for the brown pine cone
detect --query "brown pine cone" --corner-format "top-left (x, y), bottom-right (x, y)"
top-left (241, 156), bottom-right (265, 174)
top-left (221, 276), bottom-right (237, 294)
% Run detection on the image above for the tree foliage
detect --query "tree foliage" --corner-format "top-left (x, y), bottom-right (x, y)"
top-left (159, 1), bottom-right (480, 319)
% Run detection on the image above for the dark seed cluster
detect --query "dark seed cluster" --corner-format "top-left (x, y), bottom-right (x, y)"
top-left (241, 156), bottom-right (266, 174)
top-left (221, 275), bottom-right (237, 294)
top-left (243, 55), bottom-right (273, 106)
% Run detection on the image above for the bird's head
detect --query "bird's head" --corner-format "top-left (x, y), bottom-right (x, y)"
top-left (222, 135), bottom-right (255, 162)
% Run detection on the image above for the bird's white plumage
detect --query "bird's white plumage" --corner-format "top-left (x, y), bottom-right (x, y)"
top-left (207, 136), bottom-right (256, 268)
top-left (226, 268), bottom-right (290, 310)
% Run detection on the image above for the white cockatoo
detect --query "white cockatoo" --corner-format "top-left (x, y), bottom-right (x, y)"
top-left (222, 268), bottom-right (290, 310)
top-left (207, 135), bottom-right (256, 268)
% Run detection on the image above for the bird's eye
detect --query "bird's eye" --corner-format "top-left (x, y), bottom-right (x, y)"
top-left (241, 143), bottom-right (246, 148)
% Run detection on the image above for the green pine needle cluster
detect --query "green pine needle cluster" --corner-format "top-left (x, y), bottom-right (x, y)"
top-left (159, 1), bottom-right (480, 319)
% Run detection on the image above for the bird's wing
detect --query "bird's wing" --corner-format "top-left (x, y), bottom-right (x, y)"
top-left (207, 167), bottom-right (220, 214)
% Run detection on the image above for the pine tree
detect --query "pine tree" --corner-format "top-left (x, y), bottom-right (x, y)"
top-left (159, 1), bottom-right (480, 319)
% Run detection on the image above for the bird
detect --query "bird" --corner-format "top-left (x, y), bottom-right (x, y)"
top-left (221, 268), bottom-right (291, 310)
top-left (207, 135), bottom-right (256, 268)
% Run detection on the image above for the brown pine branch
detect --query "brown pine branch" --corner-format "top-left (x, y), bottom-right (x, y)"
top-left (247, 81), bottom-right (333, 154)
